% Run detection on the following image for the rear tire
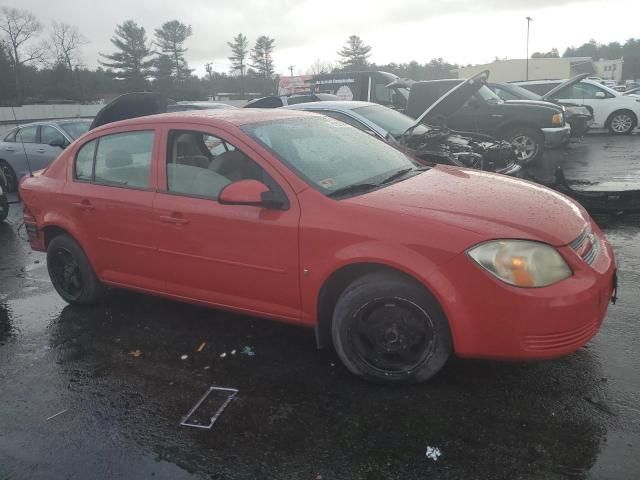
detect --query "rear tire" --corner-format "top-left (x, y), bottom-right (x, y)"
top-left (0, 194), bottom-right (8, 222)
top-left (607, 110), bottom-right (637, 135)
top-left (47, 234), bottom-right (102, 305)
top-left (504, 126), bottom-right (545, 164)
top-left (0, 161), bottom-right (18, 193)
top-left (331, 272), bottom-right (452, 384)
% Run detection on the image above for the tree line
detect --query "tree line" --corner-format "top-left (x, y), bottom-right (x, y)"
top-left (2, 6), bottom-right (640, 106)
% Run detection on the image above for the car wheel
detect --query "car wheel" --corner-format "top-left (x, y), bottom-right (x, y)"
top-left (0, 194), bottom-right (8, 222)
top-left (607, 110), bottom-right (637, 135)
top-left (47, 234), bottom-right (103, 305)
top-left (331, 272), bottom-right (452, 383)
top-left (0, 161), bottom-right (18, 193)
top-left (504, 127), bottom-right (544, 164)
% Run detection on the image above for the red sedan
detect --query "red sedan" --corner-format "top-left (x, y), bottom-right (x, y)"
top-left (19, 108), bottom-right (617, 383)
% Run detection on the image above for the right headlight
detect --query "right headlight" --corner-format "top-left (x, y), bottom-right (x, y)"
top-left (467, 240), bottom-right (572, 287)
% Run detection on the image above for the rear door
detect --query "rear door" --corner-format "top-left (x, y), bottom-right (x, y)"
top-left (550, 82), bottom-right (614, 128)
top-left (62, 127), bottom-right (161, 290)
top-left (153, 125), bottom-right (301, 320)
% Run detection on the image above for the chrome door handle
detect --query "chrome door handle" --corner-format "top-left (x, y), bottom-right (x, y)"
top-left (159, 215), bottom-right (189, 225)
top-left (5, 147), bottom-right (16, 151)
top-left (37, 148), bottom-right (46, 153)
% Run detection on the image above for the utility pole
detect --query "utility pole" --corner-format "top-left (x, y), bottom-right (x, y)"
top-left (526, 16), bottom-right (533, 81)
top-left (205, 63), bottom-right (215, 100)
top-left (288, 65), bottom-right (295, 77)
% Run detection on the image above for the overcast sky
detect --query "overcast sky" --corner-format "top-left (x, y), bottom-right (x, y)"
top-left (11, 0), bottom-right (640, 76)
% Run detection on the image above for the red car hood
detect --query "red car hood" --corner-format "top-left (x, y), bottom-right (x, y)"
top-left (347, 166), bottom-right (588, 246)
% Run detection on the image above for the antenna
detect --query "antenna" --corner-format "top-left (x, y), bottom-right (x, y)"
top-left (9, 104), bottom-right (34, 178)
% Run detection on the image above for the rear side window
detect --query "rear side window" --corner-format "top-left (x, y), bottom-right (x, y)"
top-left (94, 131), bottom-right (154, 189)
top-left (3, 129), bottom-right (17, 142)
top-left (75, 140), bottom-right (96, 181)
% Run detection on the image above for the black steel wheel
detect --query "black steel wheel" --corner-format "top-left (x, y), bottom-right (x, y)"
top-left (47, 234), bottom-right (102, 305)
top-left (332, 272), bottom-right (452, 383)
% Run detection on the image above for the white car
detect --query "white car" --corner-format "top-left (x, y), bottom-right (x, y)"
top-left (516, 78), bottom-right (640, 134)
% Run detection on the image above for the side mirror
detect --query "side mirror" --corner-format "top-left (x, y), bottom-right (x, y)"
top-left (218, 179), bottom-right (287, 209)
top-left (594, 91), bottom-right (606, 99)
top-left (49, 137), bottom-right (67, 149)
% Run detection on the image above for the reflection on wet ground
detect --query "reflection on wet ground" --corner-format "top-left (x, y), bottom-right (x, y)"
top-left (1, 135), bottom-right (640, 479)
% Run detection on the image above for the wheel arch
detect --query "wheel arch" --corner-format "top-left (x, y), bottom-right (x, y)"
top-left (314, 261), bottom-right (445, 349)
top-left (605, 109), bottom-right (638, 129)
top-left (40, 215), bottom-right (99, 274)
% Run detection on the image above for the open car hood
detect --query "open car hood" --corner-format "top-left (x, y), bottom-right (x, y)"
top-left (408, 70), bottom-right (489, 126)
top-left (90, 92), bottom-right (169, 130)
top-left (541, 73), bottom-right (590, 101)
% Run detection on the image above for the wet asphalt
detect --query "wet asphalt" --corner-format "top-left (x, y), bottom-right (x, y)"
top-left (1, 134), bottom-right (639, 480)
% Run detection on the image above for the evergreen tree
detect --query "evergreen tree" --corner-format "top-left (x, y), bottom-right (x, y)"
top-left (154, 20), bottom-right (192, 83)
top-left (250, 35), bottom-right (275, 94)
top-left (99, 20), bottom-right (153, 91)
top-left (337, 35), bottom-right (371, 69)
top-left (227, 33), bottom-right (249, 97)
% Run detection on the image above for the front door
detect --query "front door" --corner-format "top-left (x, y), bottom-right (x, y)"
top-left (153, 127), bottom-right (301, 320)
top-left (37, 125), bottom-right (68, 167)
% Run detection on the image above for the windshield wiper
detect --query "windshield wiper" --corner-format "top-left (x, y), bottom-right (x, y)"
top-left (326, 182), bottom-right (379, 198)
top-left (379, 167), bottom-right (425, 185)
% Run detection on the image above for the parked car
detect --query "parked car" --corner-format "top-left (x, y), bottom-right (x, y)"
top-left (515, 78), bottom-right (640, 134)
top-left (167, 101), bottom-right (237, 111)
top-left (488, 78), bottom-right (593, 137)
top-left (19, 94), bottom-right (616, 383)
top-left (0, 119), bottom-right (91, 192)
top-left (285, 100), bottom-right (521, 177)
top-left (405, 71), bottom-right (569, 163)
top-left (244, 93), bottom-right (339, 108)
top-left (623, 86), bottom-right (640, 97)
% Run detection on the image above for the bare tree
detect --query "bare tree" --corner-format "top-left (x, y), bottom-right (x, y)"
top-left (0, 7), bottom-right (46, 102)
top-left (50, 22), bottom-right (87, 71)
top-left (307, 59), bottom-right (336, 75)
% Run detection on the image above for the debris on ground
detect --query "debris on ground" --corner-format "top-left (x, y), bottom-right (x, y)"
top-left (425, 446), bottom-right (442, 461)
top-left (180, 386), bottom-right (239, 429)
top-left (203, 365), bottom-right (211, 370)
top-left (219, 352), bottom-right (227, 358)
top-left (240, 346), bottom-right (255, 357)
top-left (197, 342), bottom-right (206, 352)
top-left (128, 350), bottom-right (142, 358)
top-left (231, 349), bottom-right (236, 355)
top-left (45, 409), bottom-right (68, 421)
top-left (180, 354), bottom-right (188, 361)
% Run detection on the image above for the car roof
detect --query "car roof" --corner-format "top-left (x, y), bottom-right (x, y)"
top-left (89, 108), bottom-right (313, 134)
top-left (285, 100), bottom-right (376, 111)
top-left (11, 118), bottom-right (91, 129)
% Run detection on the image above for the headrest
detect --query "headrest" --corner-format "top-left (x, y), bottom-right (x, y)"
top-left (105, 149), bottom-right (133, 168)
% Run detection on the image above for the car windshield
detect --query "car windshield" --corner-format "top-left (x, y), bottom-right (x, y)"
top-left (242, 117), bottom-right (421, 196)
top-left (505, 84), bottom-right (542, 101)
top-left (59, 121), bottom-right (90, 139)
top-left (476, 85), bottom-right (504, 104)
top-left (353, 105), bottom-right (428, 137)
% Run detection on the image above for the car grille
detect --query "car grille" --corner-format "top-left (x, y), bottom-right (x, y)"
top-left (569, 227), bottom-right (599, 265)
top-left (523, 320), bottom-right (597, 351)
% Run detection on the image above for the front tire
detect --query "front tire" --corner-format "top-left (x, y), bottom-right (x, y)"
top-left (331, 272), bottom-right (452, 384)
top-left (47, 234), bottom-right (102, 305)
top-left (504, 127), bottom-right (545, 164)
top-left (607, 110), bottom-right (637, 135)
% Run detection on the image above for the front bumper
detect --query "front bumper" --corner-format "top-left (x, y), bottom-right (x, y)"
top-left (542, 124), bottom-right (571, 148)
top-left (429, 224), bottom-right (616, 360)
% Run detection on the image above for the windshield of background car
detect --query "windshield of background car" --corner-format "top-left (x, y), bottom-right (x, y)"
top-left (475, 85), bottom-right (503, 104)
top-left (505, 84), bottom-right (542, 101)
top-left (242, 117), bottom-right (420, 195)
top-left (353, 105), bottom-right (428, 137)
top-left (60, 122), bottom-right (90, 139)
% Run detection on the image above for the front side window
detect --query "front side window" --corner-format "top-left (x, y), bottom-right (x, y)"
top-left (166, 130), bottom-right (267, 199)
top-left (16, 126), bottom-right (38, 143)
top-left (493, 86), bottom-right (519, 101)
top-left (93, 131), bottom-right (154, 189)
top-left (243, 117), bottom-right (420, 195)
top-left (40, 126), bottom-right (66, 146)
top-left (60, 121), bottom-right (90, 140)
